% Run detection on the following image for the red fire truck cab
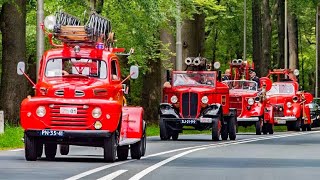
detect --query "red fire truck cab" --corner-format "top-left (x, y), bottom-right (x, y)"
top-left (264, 69), bottom-right (313, 131)
top-left (159, 58), bottom-right (237, 141)
top-left (17, 12), bottom-right (146, 162)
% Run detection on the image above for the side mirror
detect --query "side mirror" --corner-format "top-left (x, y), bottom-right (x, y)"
top-left (17, 62), bottom-right (25, 75)
top-left (130, 65), bottom-right (139, 79)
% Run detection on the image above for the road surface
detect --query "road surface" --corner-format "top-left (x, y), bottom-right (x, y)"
top-left (1, 130), bottom-right (320, 180)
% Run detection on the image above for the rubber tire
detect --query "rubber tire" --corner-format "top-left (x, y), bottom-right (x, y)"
top-left (45, 143), bottom-right (57, 159)
top-left (287, 123), bottom-right (294, 131)
top-left (159, 118), bottom-right (169, 140)
top-left (294, 120), bottom-right (301, 132)
top-left (307, 124), bottom-right (312, 131)
top-left (25, 134), bottom-right (37, 161)
top-left (141, 127), bottom-right (147, 156)
top-left (60, 145), bottom-right (70, 155)
top-left (221, 124), bottom-right (228, 140)
top-left (172, 132), bottom-right (179, 140)
top-left (262, 124), bottom-right (268, 134)
top-left (255, 120), bottom-right (262, 135)
top-left (301, 125), bottom-right (307, 131)
top-left (268, 123), bottom-right (274, 134)
top-left (212, 118), bottom-right (220, 141)
top-left (36, 143), bottom-right (43, 158)
top-left (104, 132), bottom-right (117, 162)
top-left (228, 116), bottom-right (237, 140)
top-left (130, 140), bottom-right (142, 160)
top-left (117, 145), bottom-right (129, 161)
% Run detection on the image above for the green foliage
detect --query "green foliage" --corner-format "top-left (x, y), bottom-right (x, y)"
top-left (0, 125), bottom-right (24, 150)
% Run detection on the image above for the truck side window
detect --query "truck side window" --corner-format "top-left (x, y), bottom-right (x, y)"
top-left (111, 60), bottom-right (119, 80)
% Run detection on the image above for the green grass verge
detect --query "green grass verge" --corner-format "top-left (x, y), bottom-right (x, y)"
top-left (146, 123), bottom-right (288, 136)
top-left (0, 125), bottom-right (24, 150)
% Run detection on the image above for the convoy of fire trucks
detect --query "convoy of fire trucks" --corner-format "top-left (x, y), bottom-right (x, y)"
top-left (18, 12), bottom-right (146, 162)
top-left (16, 10), bottom-right (316, 162)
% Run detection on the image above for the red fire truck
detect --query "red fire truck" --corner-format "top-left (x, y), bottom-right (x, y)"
top-left (222, 60), bottom-right (273, 135)
top-left (264, 69), bottom-right (313, 131)
top-left (17, 12), bottom-right (146, 162)
top-left (159, 57), bottom-right (237, 141)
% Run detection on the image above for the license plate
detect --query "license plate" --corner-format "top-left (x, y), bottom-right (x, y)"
top-left (40, 130), bottom-right (64, 137)
top-left (60, 107), bottom-right (77, 115)
top-left (200, 118), bottom-right (212, 123)
top-left (181, 119), bottom-right (197, 124)
top-left (277, 120), bottom-right (286, 124)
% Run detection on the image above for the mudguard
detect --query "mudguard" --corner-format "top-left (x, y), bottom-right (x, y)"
top-left (120, 107), bottom-right (144, 141)
top-left (303, 103), bottom-right (312, 125)
top-left (201, 104), bottom-right (222, 118)
top-left (159, 103), bottom-right (179, 118)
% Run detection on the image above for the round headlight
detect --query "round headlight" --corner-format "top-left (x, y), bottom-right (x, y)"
top-left (287, 102), bottom-right (292, 108)
top-left (293, 96), bottom-right (299, 103)
top-left (94, 121), bottom-right (102, 130)
top-left (44, 15), bottom-right (56, 30)
top-left (92, 107), bottom-right (102, 118)
top-left (248, 98), bottom-right (254, 105)
top-left (170, 95), bottom-right (178, 104)
top-left (254, 96), bottom-right (260, 102)
top-left (294, 69), bottom-right (299, 76)
top-left (213, 62), bottom-right (221, 69)
top-left (201, 96), bottom-right (209, 104)
top-left (36, 106), bottom-right (46, 117)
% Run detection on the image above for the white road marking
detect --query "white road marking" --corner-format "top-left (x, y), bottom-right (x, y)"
top-left (65, 160), bottom-right (133, 180)
top-left (129, 131), bottom-right (319, 180)
top-left (96, 170), bottom-right (128, 180)
top-left (9, 148), bottom-right (24, 152)
top-left (66, 131), bottom-right (319, 180)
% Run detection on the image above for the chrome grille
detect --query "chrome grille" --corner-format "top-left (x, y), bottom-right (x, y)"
top-left (55, 90), bottom-right (64, 96)
top-left (75, 90), bottom-right (85, 97)
top-left (181, 92), bottom-right (198, 118)
top-left (49, 104), bottom-right (89, 127)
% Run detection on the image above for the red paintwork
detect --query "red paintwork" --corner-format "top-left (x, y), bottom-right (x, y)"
top-left (121, 107), bottom-right (144, 139)
top-left (20, 35), bottom-right (143, 140)
top-left (264, 70), bottom-right (313, 126)
top-left (225, 60), bottom-right (254, 80)
top-left (163, 71), bottom-right (230, 116)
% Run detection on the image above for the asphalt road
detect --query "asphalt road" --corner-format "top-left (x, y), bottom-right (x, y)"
top-left (1, 130), bottom-right (320, 180)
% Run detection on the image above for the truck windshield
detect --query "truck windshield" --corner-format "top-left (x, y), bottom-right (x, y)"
top-left (172, 72), bottom-right (215, 87)
top-left (223, 80), bottom-right (258, 91)
top-left (45, 58), bottom-right (107, 78)
top-left (267, 83), bottom-right (295, 95)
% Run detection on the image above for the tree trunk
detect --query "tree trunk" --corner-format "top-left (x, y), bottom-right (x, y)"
top-left (181, 13), bottom-right (205, 70)
top-left (0, 0), bottom-right (27, 125)
top-left (288, 12), bottom-right (299, 70)
top-left (261, 0), bottom-right (272, 76)
top-left (252, 0), bottom-right (262, 76)
top-left (277, 0), bottom-right (285, 68)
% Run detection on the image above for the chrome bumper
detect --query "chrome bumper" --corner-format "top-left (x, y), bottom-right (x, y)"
top-left (237, 117), bottom-right (259, 122)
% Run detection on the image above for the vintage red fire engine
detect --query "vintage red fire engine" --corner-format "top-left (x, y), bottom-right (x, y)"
top-left (264, 69), bottom-right (313, 131)
top-left (222, 60), bottom-right (273, 135)
top-left (159, 57), bottom-right (237, 141)
top-left (17, 12), bottom-right (146, 162)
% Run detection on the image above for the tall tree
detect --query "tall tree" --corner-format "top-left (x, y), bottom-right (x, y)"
top-left (0, 0), bottom-right (27, 125)
top-left (262, 0), bottom-right (272, 76)
top-left (288, 12), bottom-right (299, 70)
top-left (252, 0), bottom-right (262, 76)
top-left (276, 0), bottom-right (285, 68)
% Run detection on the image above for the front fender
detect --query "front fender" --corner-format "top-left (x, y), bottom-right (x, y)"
top-left (121, 107), bottom-right (144, 139)
top-left (159, 103), bottom-right (179, 118)
top-left (264, 104), bottom-right (274, 123)
top-left (285, 103), bottom-right (301, 118)
top-left (201, 104), bottom-right (222, 118)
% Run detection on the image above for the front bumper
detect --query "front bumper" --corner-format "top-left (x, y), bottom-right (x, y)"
top-left (25, 129), bottom-right (112, 138)
top-left (274, 116), bottom-right (297, 124)
top-left (237, 117), bottom-right (259, 122)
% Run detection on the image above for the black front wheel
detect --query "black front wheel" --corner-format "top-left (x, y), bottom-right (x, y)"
top-left (255, 119), bottom-right (263, 135)
top-left (104, 132), bottom-right (117, 162)
top-left (159, 118), bottom-right (170, 140)
top-left (212, 118), bottom-right (221, 141)
top-left (117, 145), bottom-right (129, 161)
top-left (45, 143), bottom-right (57, 160)
top-left (25, 134), bottom-right (37, 161)
top-left (60, 145), bottom-right (70, 155)
top-left (228, 116), bottom-right (237, 140)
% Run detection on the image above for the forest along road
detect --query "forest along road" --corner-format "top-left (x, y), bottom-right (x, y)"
top-left (1, 130), bottom-right (320, 180)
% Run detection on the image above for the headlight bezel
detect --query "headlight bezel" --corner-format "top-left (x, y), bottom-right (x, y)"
top-left (170, 95), bottom-right (178, 104)
top-left (36, 106), bottom-right (46, 117)
top-left (201, 96), bottom-right (209, 104)
top-left (92, 107), bottom-right (102, 119)
top-left (247, 98), bottom-right (254, 105)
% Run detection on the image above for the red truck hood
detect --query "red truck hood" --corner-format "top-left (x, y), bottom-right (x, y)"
top-left (229, 89), bottom-right (257, 97)
top-left (267, 94), bottom-right (293, 104)
top-left (47, 78), bottom-right (104, 89)
top-left (171, 86), bottom-right (214, 94)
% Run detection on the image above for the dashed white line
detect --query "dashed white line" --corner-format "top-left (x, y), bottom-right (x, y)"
top-left (9, 148), bottom-right (24, 152)
top-left (129, 131), bottom-right (319, 180)
top-left (96, 170), bottom-right (128, 180)
top-left (66, 131), bottom-right (319, 180)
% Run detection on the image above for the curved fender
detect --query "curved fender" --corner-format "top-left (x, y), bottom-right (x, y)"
top-left (159, 103), bottom-right (179, 118)
top-left (121, 107), bottom-right (144, 139)
top-left (202, 104), bottom-right (222, 117)
top-left (287, 103), bottom-right (301, 118)
top-left (303, 104), bottom-right (312, 124)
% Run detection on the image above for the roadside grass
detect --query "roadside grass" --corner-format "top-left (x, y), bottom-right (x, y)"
top-left (146, 123), bottom-right (288, 136)
top-left (0, 125), bottom-right (24, 150)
